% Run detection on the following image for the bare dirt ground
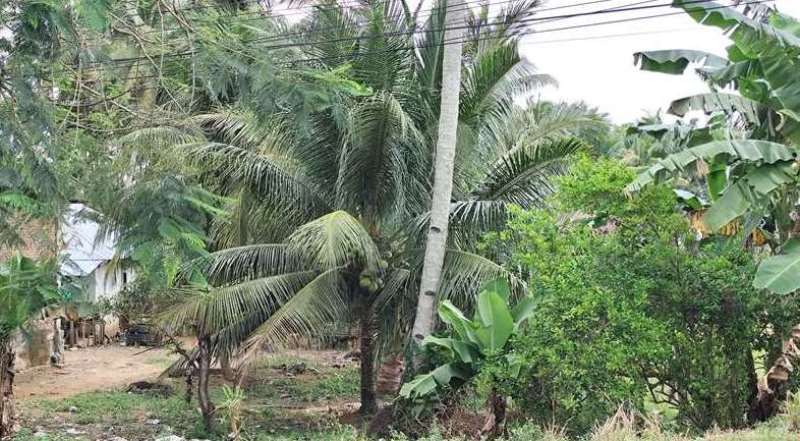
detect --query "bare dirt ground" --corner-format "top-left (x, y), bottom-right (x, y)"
top-left (15, 345), bottom-right (178, 400)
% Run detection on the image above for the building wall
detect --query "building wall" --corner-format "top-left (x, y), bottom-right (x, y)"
top-left (13, 319), bottom-right (55, 371)
top-left (90, 264), bottom-right (134, 302)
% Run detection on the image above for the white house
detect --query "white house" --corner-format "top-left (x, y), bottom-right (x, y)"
top-left (59, 203), bottom-right (134, 302)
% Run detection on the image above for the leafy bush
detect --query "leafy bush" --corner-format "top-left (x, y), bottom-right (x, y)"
top-left (482, 155), bottom-right (800, 434)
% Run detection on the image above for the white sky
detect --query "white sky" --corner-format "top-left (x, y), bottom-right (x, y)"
top-left (523, 0), bottom-right (800, 123)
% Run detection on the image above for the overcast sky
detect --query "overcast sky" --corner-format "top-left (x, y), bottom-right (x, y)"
top-left (523, 0), bottom-right (800, 124)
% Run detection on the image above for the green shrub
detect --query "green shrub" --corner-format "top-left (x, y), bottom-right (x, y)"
top-left (481, 155), bottom-right (800, 434)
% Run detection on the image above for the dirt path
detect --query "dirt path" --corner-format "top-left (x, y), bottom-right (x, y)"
top-left (15, 345), bottom-right (178, 400)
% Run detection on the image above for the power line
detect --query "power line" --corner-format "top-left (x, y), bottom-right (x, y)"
top-left (54, 0), bottom-right (767, 102)
top-left (43, 0), bottom-right (757, 113)
top-left (120, 0), bottom-right (625, 34)
top-left (75, 0), bottom-right (743, 73)
top-left (17, 0), bottom-right (768, 108)
top-left (112, 0), bottom-right (536, 36)
top-left (520, 26), bottom-right (699, 45)
top-left (242, 0), bottom-right (664, 46)
top-left (284, 0), bottom-right (763, 65)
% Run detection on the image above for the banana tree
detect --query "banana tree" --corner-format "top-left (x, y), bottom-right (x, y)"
top-left (628, 0), bottom-right (800, 421)
top-left (400, 279), bottom-right (535, 436)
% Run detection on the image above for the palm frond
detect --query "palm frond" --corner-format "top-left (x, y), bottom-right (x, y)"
top-left (192, 244), bottom-right (300, 285)
top-left (409, 200), bottom-right (508, 250)
top-left (287, 211), bottom-right (382, 270)
top-left (473, 137), bottom-right (587, 207)
top-left (437, 249), bottom-right (526, 309)
top-left (181, 142), bottom-right (331, 218)
top-left (373, 268), bottom-right (416, 355)
top-left (194, 110), bottom-right (295, 157)
top-left (239, 267), bottom-right (348, 359)
top-left (460, 43), bottom-right (555, 125)
top-left (337, 90), bottom-right (427, 218)
top-left (467, 0), bottom-right (542, 44)
top-left (115, 126), bottom-right (206, 150)
top-left (160, 270), bottom-right (318, 336)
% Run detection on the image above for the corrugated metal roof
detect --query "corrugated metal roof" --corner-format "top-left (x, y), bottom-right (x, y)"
top-left (59, 203), bottom-right (117, 277)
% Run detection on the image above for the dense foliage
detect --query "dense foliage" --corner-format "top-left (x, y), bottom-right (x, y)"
top-left (481, 156), bottom-right (800, 434)
top-left (3, 0), bottom-right (800, 439)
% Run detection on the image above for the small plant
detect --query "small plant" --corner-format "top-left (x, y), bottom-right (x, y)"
top-left (218, 385), bottom-right (247, 441)
top-left (783, 392), bottom-right (800, 432)
top-left (399, 278), bottom-right (535, 436)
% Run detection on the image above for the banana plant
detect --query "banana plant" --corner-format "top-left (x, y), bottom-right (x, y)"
top-left (400, 278), bottom-right (536, 400)
top-left (628, 1), bottom-right (800, 295)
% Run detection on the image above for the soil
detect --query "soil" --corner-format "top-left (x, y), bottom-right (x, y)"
top-left (15, 344), bottom-right (178, 400)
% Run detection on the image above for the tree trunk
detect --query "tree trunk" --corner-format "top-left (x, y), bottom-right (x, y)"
top-left (748, 324), bottom-right (800, 423)
top-left (185, 371), bottom-right (194, 404)
top-left (220, 353), bottom-right (236, 383)
top-left (98, 319), bottom-right (106, 346)
top-left (359, 316), bottom-right (378, 415)
top-left (410, 0), bottom-right (467, 371)
top-left (70, 320), bottom-right (77, 348)
top-left (0, 339), bottom-right (16, 438)
top-left (197, 335), bottom-right (215, 432)
top-left (480, 387), bottom-right (507, 439)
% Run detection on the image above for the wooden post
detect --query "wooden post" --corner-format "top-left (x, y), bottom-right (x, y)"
top-left (98, 319), bottom-right (106, 346)
top-left (69, 321), bottom-right (76, 348)
top-left (52, 318), bottom-right (64, 367)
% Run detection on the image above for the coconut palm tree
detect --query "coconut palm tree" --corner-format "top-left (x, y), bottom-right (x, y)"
top-left (128, 0), bottom-right (608, 417)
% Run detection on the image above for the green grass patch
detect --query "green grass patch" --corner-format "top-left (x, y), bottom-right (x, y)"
top-left (248, 367), bottom-right (359, 403)
top-left (23, 389), bottom-right (209, 438)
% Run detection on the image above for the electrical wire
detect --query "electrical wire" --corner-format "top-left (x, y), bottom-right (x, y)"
top-left (75, 0), bottom-right (747, 73)
top-left (10, 0), bottom-right (769, 106)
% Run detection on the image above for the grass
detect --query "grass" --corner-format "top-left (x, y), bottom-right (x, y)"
top-left (21, 389), bottom-right (208, 439)
top-left (16, 351), bottom-right (361, 441)
top-left (13, 351), bottom-right (800, 441)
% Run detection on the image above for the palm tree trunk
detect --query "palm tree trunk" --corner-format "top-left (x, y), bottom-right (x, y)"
top-left (359, 315), bottom-right (378, 415)
top-left (0, 338), bottom-right (16, 438)
top-left (748, 324), bottom-right (800, 423)
top-left (197, 334), bottom-right (215, 432)
top-left (410, 0), bottom-right (467, 371)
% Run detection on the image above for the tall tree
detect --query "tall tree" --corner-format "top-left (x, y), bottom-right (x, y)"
top-left (411, 0), bottom-right (467, 367)
top-left (102, 0), bottom-right (605, 416)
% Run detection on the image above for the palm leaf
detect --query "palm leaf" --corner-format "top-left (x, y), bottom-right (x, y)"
top-left (181, 141), bottom-right (331, 218)
top-left (437, 249), bottom-right (526, 309)
top-left (473, 137), bottom-right (586, 206)
top-left (115, 126), bottom-right (206, 151)
top-left (193, 244), bottom-right (300, 285)
top-left (161, 270), bottom-right (318, 336)
top-left (239, 267), bottom-right (348, 358)
top-left (337, 91), bottom-right (426, 218)
top-left (460, 43), bottom-right (554, 126)
top-left (287, 210), bottom-right (382, 270)
top-left (194, 110), bottom-right (295, 157)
